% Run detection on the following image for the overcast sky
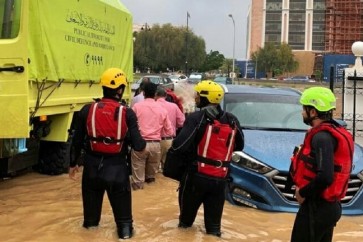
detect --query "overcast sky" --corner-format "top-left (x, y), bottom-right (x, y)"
top-left (120, 0), bottom-right (252, 60)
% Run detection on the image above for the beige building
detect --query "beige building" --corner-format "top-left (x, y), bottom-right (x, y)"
top-left (246, 0), bottom-right (363, 75)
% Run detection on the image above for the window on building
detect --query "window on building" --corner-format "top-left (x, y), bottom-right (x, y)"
top-left (266, 23), bottom-right (282, 32)
top-left (289, 0), bottom-right (306, 10)
top-left (313, 1), bottom-right (325, 10)
top-left (266, 0), bottom-right (282, 11)
top-left (265, 34), bottom-right (281, 43)
top-left (289, 13), bottom-right (305, 21)
top-left (266, 13), bottom-right (282, 21)
top-left (289, 23), bottom-right (305, 32)
top-left (313, 13), bottom-right (325, 22)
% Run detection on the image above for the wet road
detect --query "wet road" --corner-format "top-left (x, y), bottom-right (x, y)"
top-left (1, 171), bottom-right (363, 242)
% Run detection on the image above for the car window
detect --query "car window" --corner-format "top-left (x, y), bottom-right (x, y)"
top-left (223, 93), bottom-right (309, 130)
top-left (149, 77), bottom-right (161, 84)
top-left (214, 77), bottom-right (226, 83)
top-left (169, 75), bottom-right (178, 80)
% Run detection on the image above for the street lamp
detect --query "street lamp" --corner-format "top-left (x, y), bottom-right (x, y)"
top-left (141, 23), bottom-right (151, 73)
top-left (228, 14), bottom-right (235, 80)
top-left (254, 56), bottom-right (258, 79)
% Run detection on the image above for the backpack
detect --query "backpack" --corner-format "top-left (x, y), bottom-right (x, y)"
top-left (196, 115), bottom-right (237, 178)
top-left (86, 99), bottom-right (128, 154)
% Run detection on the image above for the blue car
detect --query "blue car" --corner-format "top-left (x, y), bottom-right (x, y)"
top-left (220, 85), bottom-right (363, 215)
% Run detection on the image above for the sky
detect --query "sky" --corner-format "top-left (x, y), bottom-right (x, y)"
top-left (120, 0), bottom-right (252, 60)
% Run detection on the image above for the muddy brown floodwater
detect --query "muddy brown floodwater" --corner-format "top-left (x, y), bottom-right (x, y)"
top-left (1, 83), bottom-right (362, 242)
top-left (1, 171), bottom-right (363, 242)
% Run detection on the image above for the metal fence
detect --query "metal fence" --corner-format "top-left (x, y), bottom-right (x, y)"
top-left (331, 67), bottom-right (363, 143)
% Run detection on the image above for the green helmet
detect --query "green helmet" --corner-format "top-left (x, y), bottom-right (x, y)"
top-left (300, 87), bottom-right (336, 112)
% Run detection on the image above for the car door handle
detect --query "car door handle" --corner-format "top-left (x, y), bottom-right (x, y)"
top-left (0, 66), bottom-right (25, 73)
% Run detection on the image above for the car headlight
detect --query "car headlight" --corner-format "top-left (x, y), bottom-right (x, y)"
top-left (358, 170), bottom-right (363, 181)
top-left (231, 152), bottom-right (273, 174)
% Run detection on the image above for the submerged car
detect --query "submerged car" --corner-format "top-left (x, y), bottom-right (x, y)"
top-left (284, 75), bottom-right (315, 83)
top-left (168, 74), bottom-right (188, 84)
top-left (213, 76), bottom-right (232, 85)
top-left (220, 85), bottom-right (363, 215)
top-left (131, 75), bottom-right (174, 92)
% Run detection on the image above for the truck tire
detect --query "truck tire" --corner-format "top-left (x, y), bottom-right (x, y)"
top-left (35, 140), bottom-right (71, 175)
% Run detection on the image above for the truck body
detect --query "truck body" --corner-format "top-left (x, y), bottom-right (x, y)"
top-left (0, 0), bottom-right (133, 175)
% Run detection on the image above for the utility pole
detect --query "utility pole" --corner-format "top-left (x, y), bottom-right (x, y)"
top-left (185, 12), bottom-right (190, 76)
top-left (228, 14), bottom-right (235, 79)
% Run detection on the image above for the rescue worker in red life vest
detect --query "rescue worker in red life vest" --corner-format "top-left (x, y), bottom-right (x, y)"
top-left (170, 80), bottom-right (244, 237)
top-left (68, 68), bottom-right (146, 240)
top-left (290, 87), bottom-right (354, 242)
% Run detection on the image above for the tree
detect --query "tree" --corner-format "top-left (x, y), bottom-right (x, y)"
top-left (200, 50), bottom-right (225, 72)
top-left (251, 42), bottom-right (298, 77)
top-left (133, 24), bottom-right (206, 73)
top-left (219, 58), bottom-right (240, 76)
top-left (277, 43), bottom-right (298, 75)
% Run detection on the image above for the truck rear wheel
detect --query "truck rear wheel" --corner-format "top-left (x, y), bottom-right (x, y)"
top-left (35, 140), bottom-right (71, 175)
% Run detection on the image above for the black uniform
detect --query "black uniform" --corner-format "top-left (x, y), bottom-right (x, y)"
top-left (70, 98), bottom-right (146, 234)
top-left (291, 128), bottom-right (341, 242)
top-left (171, 105), bottom-right (244, 236)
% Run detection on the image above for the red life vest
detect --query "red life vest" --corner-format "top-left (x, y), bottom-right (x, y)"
top-left (86, 98), bottom-right (128, 154)
top-left (290, 122), bottom-right (354, 202)
top-left (197, 119), bottom-right (236, 178)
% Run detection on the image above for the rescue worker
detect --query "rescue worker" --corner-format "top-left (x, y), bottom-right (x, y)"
top-left (290, 87), bottom-right (354, 242)
top-left (169, 80), bottom-right (244, 237)
top-left (68, 68), bottom-right (146, 240)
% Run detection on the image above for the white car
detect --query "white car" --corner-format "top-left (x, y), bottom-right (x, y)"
top-left (168, 74), bottom-right (188, 84)
top-left (131, 75), bottom-right (174, 92)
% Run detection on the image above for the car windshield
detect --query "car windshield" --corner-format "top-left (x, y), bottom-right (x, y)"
top-left (137, 76), bottom-right (160, 84)
top-left (214, 77), bottom-right (226, 83)
top-left (223, 93), bottom-right (309, 130)
top-left (169, 75), bottom-right (179, 79)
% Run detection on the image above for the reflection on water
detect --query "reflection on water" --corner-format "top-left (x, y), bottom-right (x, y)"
top-left (1, 171), bottom-right (363, 242)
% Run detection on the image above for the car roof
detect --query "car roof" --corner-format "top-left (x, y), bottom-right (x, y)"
top-left (142, 75), bottom-right (163, 78)
top-left (222, 84), bottom-right (302, 97)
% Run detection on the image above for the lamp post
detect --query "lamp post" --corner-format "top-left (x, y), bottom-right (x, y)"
top-left (133, 37), bottom-right (136, 73)
top-left (228, 14), bottom-right (235, 80)
top-left (141, 23), bottom-right (151, 73)
top-left (254, 56), bottom-right (258, 79)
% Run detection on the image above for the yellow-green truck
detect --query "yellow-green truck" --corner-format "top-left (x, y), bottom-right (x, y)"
top-left (0, 0), bottom-right (133, 175)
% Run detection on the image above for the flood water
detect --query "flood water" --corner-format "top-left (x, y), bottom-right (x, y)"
top-left (1, 171), bottom-right (363, 242)
top-left (1, 82), bottom-right (363, 242)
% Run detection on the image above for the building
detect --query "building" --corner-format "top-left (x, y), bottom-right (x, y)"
top-left (246, 0), bottom-right (363, 76)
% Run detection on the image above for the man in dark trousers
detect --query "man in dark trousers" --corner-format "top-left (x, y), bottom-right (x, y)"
top-left (290, 87), bottom-right (354, 242)
top-left (170, 80), bottom-right (244, 237)
top-left (68, 68), bottom-right (146, 240)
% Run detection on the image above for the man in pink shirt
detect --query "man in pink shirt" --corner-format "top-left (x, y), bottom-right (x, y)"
top-left (130, 77), bottom-right (149, 108)
top-left (131, 82), bottom-right (174, 190)
top-left (155, 87), bottom-right (185, 170)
